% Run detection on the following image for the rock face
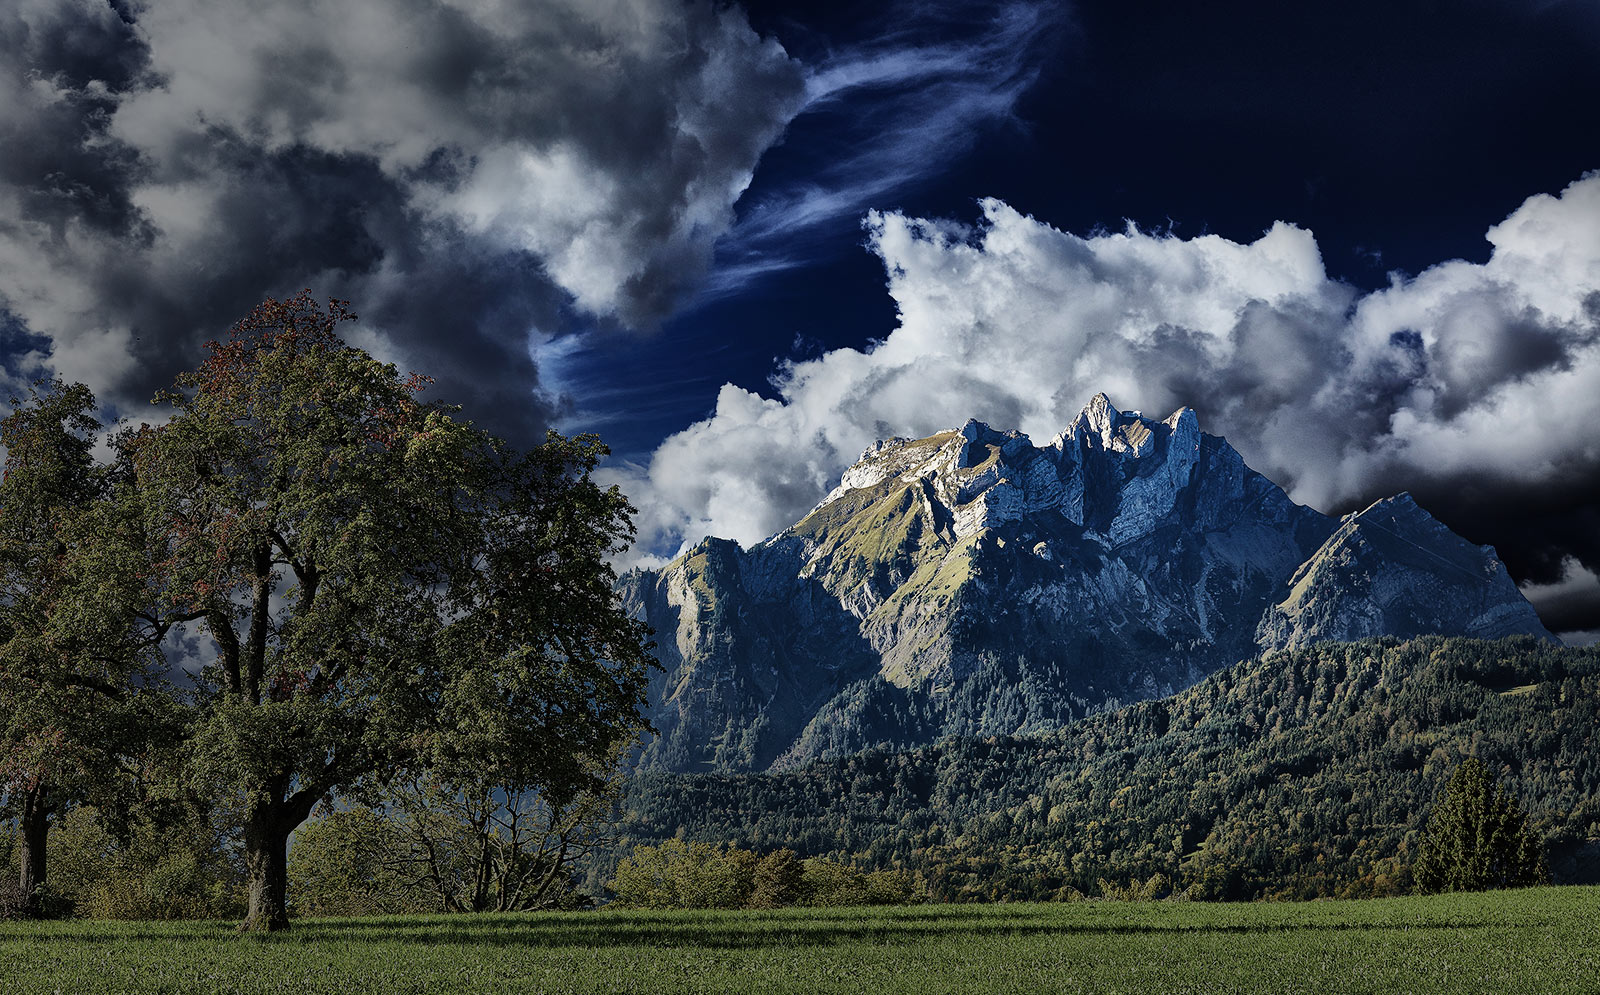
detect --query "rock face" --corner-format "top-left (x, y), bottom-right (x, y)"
top-left (1254, 494), bottom-right (1549, 650)
top-left (620, 393), bottom-right (1553, 772)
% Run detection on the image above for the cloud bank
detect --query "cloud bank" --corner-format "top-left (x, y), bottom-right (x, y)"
top-left (616, 173), bottom-right (1600, 634)
top-left (0, 0), bottom-right (805, 437)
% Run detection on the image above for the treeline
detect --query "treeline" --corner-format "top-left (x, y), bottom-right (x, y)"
top-left (611, 840), bottom-right (919, 909)
top-left (617, 636), bottom-right (1600, 901)
top-left (0, 780), bottom-right (617, 920)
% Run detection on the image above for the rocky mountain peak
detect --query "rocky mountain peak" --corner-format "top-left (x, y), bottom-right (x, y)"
top-left (621, 392), bottom-right (1553, 773)
top-left (1058, 392), bottom-right (1199, 458)
top-left (813, 393), bottom-right (1216, 546)
top-left (1066, 391), bottom-right (1145, 454)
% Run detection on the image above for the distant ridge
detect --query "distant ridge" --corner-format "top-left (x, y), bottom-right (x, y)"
top-left (619, 393), bottom-right (1553, 772)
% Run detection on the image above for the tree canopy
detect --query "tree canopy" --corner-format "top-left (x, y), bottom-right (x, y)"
top-left (101, 291), bottom-right (653, 929)
top-left (0, 379), bottom-right (172, 916)
top-left (1413, 757), bottom-right (1546, 893)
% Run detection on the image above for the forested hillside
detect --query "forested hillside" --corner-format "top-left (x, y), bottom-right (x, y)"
top-left (618, 636), bottom-right (1600, 901)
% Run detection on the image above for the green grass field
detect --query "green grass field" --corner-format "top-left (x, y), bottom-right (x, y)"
top-left (1, 886), bottom-right (1596, 994)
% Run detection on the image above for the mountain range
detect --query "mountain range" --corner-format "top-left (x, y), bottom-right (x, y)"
top-left (618, 393), bottom-right (1552, 773)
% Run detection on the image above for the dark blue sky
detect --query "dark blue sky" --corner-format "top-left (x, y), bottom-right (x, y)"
top-left (0, 0), bottom-right (1596, 636)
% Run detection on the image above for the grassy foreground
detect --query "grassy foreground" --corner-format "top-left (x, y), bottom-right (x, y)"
top-left (1, 886), bottom-right (1596, 994)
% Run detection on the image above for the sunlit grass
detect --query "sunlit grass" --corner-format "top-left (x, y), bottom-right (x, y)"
top-left (1, 885), bottom-right (1595, 994)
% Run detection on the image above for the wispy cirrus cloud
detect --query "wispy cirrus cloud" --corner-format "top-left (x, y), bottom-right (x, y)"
top-left (700, 1), bottom-right (1064, 301)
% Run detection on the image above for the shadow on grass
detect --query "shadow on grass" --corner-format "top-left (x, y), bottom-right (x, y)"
top-left (0, 908), bottom-right (1499, 951)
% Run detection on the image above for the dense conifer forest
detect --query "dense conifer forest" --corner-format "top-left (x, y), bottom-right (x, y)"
top-left (617, 636), bottom-right (1600, 901)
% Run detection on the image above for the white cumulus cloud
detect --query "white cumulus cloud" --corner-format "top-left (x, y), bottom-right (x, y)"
top-left (615, 173), bottom-right (1600, 608)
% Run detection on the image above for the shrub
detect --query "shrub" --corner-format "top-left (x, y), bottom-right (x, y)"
top-left (749, 849), bottom-right (804, 908)
top-left (46, 806), bottom-right (244, 920)
top-left (612, 839), bottom-right (754, 909)
top-left (0, 877), bottom-right (28, 921)
top-left (287, 808), bottom-right (430, 918)
top-left (802, 858), bottom-right (919, 906)
top-left (611, 841), bottom-right (922, 909)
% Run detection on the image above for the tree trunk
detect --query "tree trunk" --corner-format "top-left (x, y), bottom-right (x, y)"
top-left (17, 787), bottom-right (51, 917)
top-left (241, 782), bottom-right (323, 931)
top-left (242, 803), bottom-right (292, 931)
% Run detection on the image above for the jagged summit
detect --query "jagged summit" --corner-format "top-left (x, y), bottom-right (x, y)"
top-left (811, 394), bottom-right (1220, 547)
top-left (829, 394), bottom-right (1191, 487)
top-left (619, 392), bottom-right (1553, 773)
top-left (1062, 391), bottom-right (1191, 456)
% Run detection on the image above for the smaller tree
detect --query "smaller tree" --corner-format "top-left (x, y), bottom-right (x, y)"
top-left (0, 380), bottom-right (174, 916)
top-left (1413, 757), bottom-right (1546, 893)
top-left (383, 770), bottom-right (623, 913)
top-left (749, 848), bottom-right (804, 908)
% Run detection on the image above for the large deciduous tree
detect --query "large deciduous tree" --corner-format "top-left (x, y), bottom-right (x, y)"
top-left (129, 293), bottom-right (653, 930)
top-left (0, 381), bottom-right (169, 916)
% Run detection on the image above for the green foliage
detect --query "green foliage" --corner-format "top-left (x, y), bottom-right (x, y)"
top-left (610, 840), bottom-right (920, 909)
top-left (748, 848), bottom-right (804, 908)
top-left (287, 771), bottom-right (621, 918)
top-left (800, 857), bottom-right (920, 906)
top-left (43, 806), bottom-right (243, 920)
top-left (287, 808), bottom-right (426, 918)
top-left (1413, 758), bottom-right (1546, 893)
top-left (617, 636), bottom-right (1600, 902)
top-left (381, 772), bottom-right (619, 913)
top-left (0, 378), bottom-right (175, 914)
top-left (612, 839), bottom-right (755, 909)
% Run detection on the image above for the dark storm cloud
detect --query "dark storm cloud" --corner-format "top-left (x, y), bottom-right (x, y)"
top-left (356, 232), bottom-right (562, 443)
top-left (1525, 577), bottom-right (1600, 637)
top-left (0, 0), bottom-right (806, 441)
top-left (0, 1), bottom-right (147, 240)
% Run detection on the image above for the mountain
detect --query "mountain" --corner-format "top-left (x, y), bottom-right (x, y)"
top-left (618, 394), bottom-right (1553, 772)
top-left (1254, 493), bottom-right (1550, 650)
top-left (618, 636), bottom-right (1600, 901)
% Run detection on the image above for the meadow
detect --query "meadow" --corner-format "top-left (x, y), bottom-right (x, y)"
top-left (1, 886), bottom-right (1595, 995)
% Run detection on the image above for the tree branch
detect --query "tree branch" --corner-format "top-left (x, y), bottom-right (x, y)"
top-left (207, 604), bottom-right (243, 695)
top-left (244, 541), bottom-right (273, 704)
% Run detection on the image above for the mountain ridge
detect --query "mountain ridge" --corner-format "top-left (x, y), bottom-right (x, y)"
top-left (621, 393), bottom-right (1553, 772)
